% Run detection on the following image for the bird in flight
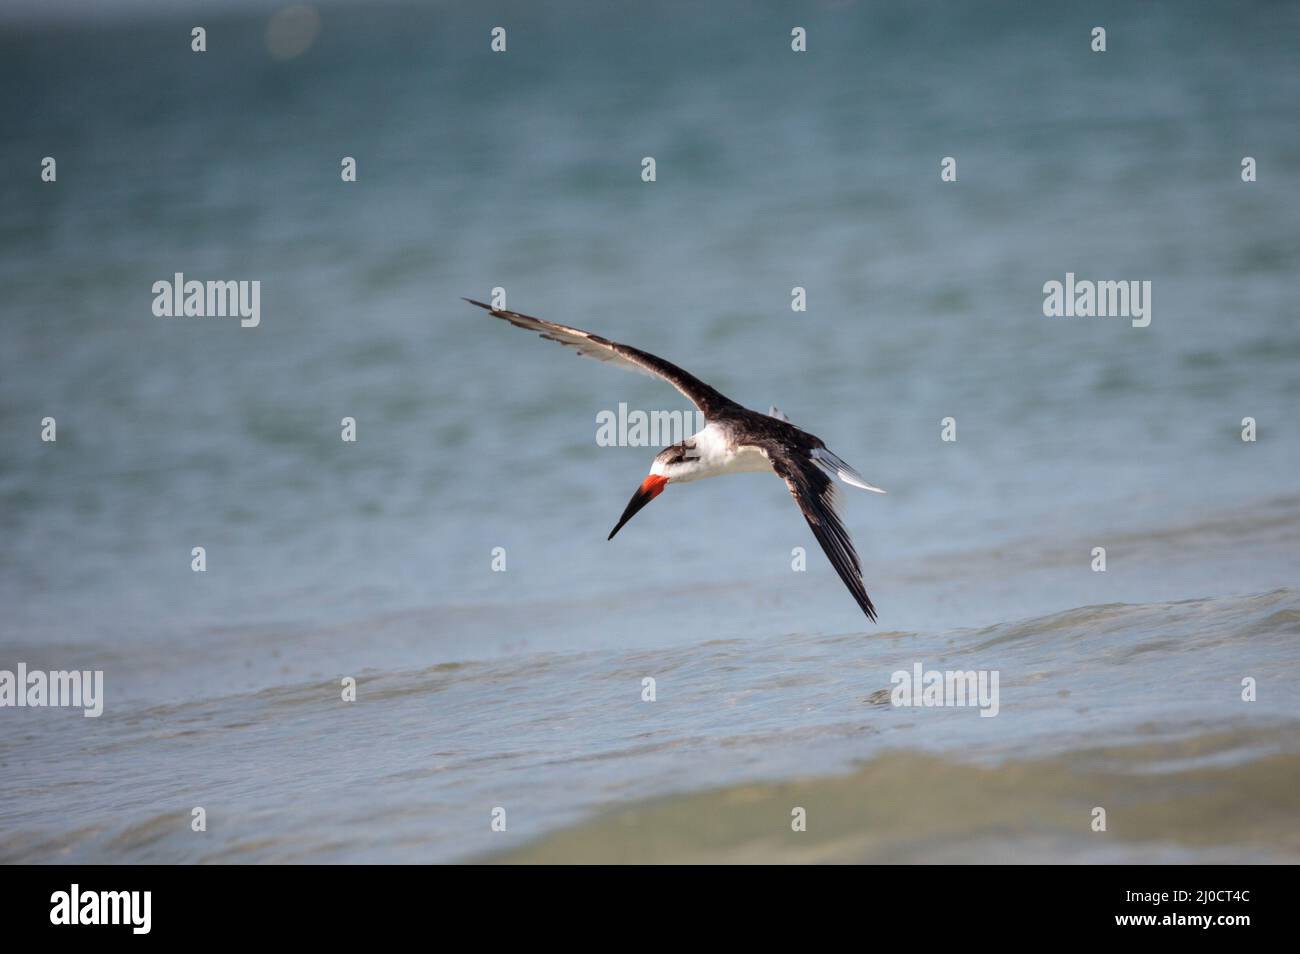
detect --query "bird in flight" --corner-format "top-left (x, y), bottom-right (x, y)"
top-left (465, 299), bottom-right (886, 621)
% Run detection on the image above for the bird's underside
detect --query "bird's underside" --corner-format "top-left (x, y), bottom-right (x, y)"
top-left (464, 298), bottom-right (884, 621)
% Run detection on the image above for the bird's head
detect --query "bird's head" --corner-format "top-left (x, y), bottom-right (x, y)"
top-left (606, 441), bottom-right (697, 540)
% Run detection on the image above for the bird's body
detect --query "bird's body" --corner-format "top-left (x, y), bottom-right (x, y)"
top-left (465, 298), bottom-right (886, 621)
top-left (655, 420), bottom-right (774, 483)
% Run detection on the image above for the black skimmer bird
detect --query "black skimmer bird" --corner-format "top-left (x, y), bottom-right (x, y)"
top-left (465, 299), bottom-right (886, 621)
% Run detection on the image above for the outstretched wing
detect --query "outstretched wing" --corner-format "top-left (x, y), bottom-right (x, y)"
top-left (464, 299), bottom-right (737, 418)
top-left (768, 447), bottom-right (877, 622)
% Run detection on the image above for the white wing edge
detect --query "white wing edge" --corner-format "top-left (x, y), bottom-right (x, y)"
top-left (812, 448), bottom-right (887, 494)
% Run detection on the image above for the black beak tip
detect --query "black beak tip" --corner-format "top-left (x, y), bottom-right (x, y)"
top-left (608, 478), bottom-right (664, 542)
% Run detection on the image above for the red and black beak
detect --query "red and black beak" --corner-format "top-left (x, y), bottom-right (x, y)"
top-left (608, 474), bottom-right (669, 540)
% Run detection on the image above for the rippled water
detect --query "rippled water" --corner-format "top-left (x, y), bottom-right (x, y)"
top-left (1, 1), bottom-right (1298, 862)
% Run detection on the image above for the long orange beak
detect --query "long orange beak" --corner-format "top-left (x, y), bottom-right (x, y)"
top-left (608, 474), bottom-right (669, 540)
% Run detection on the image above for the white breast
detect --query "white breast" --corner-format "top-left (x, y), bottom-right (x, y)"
top-left (674, 422), bottom-right (773, 482)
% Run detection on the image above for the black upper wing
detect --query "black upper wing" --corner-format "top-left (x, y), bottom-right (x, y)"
top-left (767, 446), bottom-right (878, 622)
top-left (465, 299), bottom-right (738, 418)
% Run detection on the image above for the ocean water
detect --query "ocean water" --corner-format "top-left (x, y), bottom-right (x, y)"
top-left (1, 0), bottom-right (1298, 863)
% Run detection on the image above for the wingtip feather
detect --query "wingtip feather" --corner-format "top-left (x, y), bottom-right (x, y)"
top-left (813, 448), bottom-right (886, 494)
